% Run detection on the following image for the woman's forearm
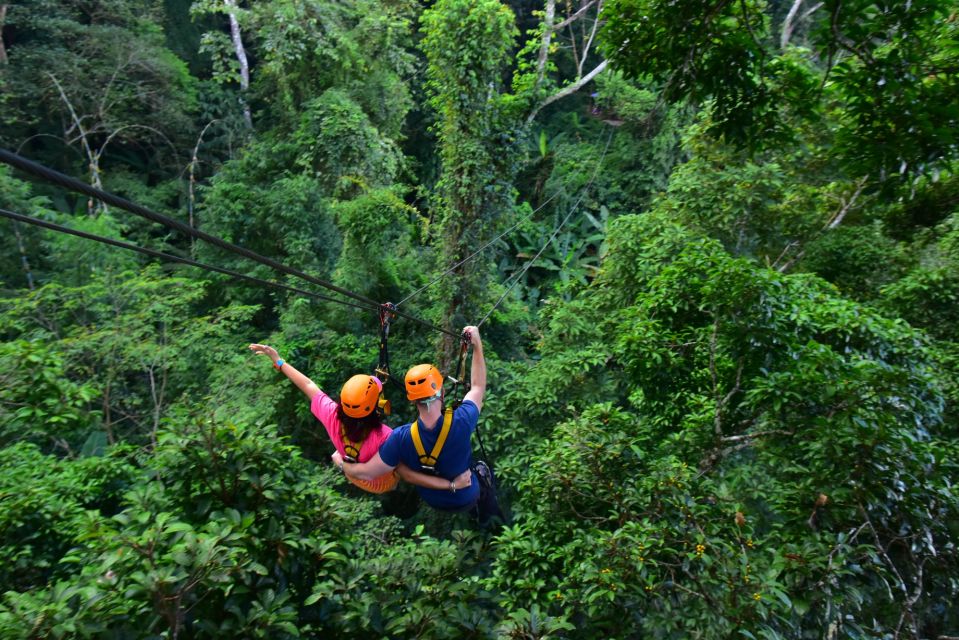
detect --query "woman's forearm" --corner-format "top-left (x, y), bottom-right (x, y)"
top-left (279, 361), bottom-right (320, 400)
top-left (250, 343), bottom-right (321, 400)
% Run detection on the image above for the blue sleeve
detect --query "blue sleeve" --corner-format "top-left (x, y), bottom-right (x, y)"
top-left (455, 400), bottom-right (480, 434)
top-left (378, 427), bottom-right (404, 467)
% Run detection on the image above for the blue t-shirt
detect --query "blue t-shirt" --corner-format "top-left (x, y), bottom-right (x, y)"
top-left (379, 400), bottom-right (480, 510)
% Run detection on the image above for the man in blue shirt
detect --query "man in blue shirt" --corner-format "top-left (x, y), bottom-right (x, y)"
top-left (338, 325), bottom-right (499, 520)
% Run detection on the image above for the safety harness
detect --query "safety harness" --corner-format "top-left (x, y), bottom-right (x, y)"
top-left (409, 331), bottom-right (471, 473)
top-left (341, 427), bottom-right (362, 464)
top-left (411, 406), bottom-right (454, 473)
top-left (339, 303), bottom-right (398, 463)
top-left (447, 333), bottom-right (470, 409)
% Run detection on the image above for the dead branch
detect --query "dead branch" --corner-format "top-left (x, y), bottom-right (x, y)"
top-left (553, 0), bottom-right (599, 31)
top-left (527, 59), bottom-right (608, 124)
top-left (578, 6), bottom-right (602, 77)
top-left (48, 73), bottom-right (104, 214)
top-left (825, 175), bottom-right (868, 230)
top-left (720, 429), bottom-right (794, 443)
top-left (188, 120), bottom-right (221, 256)
top-left (777, 175), bottom-right (868, 273)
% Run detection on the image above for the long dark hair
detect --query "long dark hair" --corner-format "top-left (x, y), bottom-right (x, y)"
top-left (336, 402), bottom-right (382, 444)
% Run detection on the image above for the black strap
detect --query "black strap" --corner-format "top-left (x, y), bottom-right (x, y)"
top-left (448, 331), bottom-right (471, 409)
top-left (376, 303), bottom-right (396, 381)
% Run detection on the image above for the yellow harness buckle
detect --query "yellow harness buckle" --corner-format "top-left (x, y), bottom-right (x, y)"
top-left (341, 426), bottom-right (362, 464)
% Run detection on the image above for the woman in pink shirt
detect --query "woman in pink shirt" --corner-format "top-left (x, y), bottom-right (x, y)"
top-left (249, 343), bottom-right (470, 494)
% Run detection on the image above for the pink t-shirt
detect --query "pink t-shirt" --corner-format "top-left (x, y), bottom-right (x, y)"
top-left (310, 390), bottom-right (392, 462)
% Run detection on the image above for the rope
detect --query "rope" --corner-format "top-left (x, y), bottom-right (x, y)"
top-left (476, 129), bottom-right (615, 328)
top-left (0, 207), bottom-right (380, 313)
top-left (0, 148), bottom-right (461, 339)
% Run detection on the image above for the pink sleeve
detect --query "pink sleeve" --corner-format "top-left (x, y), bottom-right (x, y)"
top-left (310, 391), bottom-right (340, 447)
top-left (358, 423), bottom-right (393, 462)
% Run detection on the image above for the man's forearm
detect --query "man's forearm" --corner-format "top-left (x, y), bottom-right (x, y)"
top-left (470, 341), bottom-right (486, 392)
top-left (397, 464), bottom-right (458, 490)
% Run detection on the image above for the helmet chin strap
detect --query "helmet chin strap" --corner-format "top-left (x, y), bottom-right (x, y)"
top-left (418, 391), bottom-right (443, 410)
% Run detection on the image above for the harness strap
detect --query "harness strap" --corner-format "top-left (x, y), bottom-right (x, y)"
top-left (341, 425), bottom-right (362, 463)
top-left (448, 332), bottom-right (470, 409)
top-left (411, 407), bottom-right (453, 472)
top-left (375, 303), bottom-right (396, 382)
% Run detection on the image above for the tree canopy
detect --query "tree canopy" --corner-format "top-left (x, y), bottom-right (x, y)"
top-left (1, 0), bottom-right (957, 638)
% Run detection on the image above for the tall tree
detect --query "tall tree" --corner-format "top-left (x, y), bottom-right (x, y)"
top-left (420, 0), bottom-right (519, 363)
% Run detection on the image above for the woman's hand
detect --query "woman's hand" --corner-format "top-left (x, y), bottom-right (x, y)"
top-left (452, 468), bottom-right (473, 490)
top-left (249, 343), bottom-right (280, 364)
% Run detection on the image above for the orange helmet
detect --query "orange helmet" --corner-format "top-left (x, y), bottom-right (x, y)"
top-left (340, 374), bottom-right (382, 418)
top-left (405, 364), bottom-right (443, 401)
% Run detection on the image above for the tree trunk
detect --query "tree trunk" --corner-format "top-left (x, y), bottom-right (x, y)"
top-left (12, 221), bottom-right (35, 290)
top-left (223, 0), bottom-right (253, 129)
top-left (0, 5), bottom-right (8, 65)
top-left (533, 0), bottom-right (556, 92)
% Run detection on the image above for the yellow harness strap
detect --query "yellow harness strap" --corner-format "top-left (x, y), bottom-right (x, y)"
top-left (411, 407), bottom-right (453, 471)
top-left (340, 425), bottom-right (362, 462)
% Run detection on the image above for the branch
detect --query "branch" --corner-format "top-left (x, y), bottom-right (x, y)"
top-left (814, 522), bottom-right (868, 589)
top-left (187, 119), bottom-right (221, 256)
top-left (829, 0), bottom-right (874, 66)
top-left (48, 73), bottom-right (104, 214)
top-left (720, 429), bottom-right (793, 443)
top-left (579, 6), bottom-right (603, 77)
top-left (780, 0), bottom-right (805, 49)
top-left (526, 59), bottom-right (608, 124)
top-left (95, 124), bottom-right (179, 166)
top-left (825, 175), bottom-right (867, 229)
top-left (777, 175), bottom-right (868, 272)
top-left (16, 133), bottom-right (84, 160)
top-left (553, 0), bottom-right (599, 31)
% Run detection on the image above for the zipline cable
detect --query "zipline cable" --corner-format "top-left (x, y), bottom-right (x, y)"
top-left (0, 148), bottom-right (460, 339)
top-left (0, 149), bottom-right (374, 306)
top-left (476, 128), bottom-right (615, 328)
top-left (0, 207), bottom-right (381, 313)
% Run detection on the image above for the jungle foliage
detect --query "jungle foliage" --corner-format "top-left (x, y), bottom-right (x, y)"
top-left (0, 0), bottom-right (957, 638)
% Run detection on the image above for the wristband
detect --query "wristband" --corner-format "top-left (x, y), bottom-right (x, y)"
top-left (449, 480), bottom-right (456, 493)
top-left (273, 359), bottom-right (285, 371)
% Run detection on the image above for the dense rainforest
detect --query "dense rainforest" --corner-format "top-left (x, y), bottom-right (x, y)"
top-left (1, 0), bottom-right (958, 637)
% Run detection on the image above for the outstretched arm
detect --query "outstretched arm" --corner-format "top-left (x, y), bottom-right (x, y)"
top-left (462, 326), bottom-right (486, 413)
top-left (249, 343), bottom-right (319, 400)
